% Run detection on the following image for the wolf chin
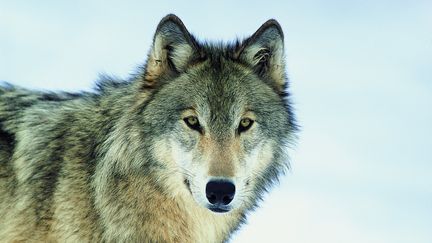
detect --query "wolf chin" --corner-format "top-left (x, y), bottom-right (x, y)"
top-left (0, 14), bottom-right (297, 242)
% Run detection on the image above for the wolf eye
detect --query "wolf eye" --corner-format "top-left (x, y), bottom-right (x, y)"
top-left (238, 118), bottom-right (254, 133)
top-left (184, 116), bottom-right (202, 132)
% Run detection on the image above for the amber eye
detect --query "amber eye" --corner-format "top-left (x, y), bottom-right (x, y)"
top-left (238, 118), bottom-right (254, 134)
top-left (183, 116), bottom-right (202, 132)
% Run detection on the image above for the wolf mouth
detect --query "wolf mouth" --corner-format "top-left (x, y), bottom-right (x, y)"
top-left (208, 207), bottom-right (230, 213)
top-left (183, 178), bottom-right (192, 194)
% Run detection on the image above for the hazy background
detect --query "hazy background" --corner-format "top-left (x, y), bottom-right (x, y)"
top-left (1, 1), bottom-right (431, 242)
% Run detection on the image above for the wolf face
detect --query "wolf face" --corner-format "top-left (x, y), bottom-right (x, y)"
top-left (138, 15), bottom-right (296, 214)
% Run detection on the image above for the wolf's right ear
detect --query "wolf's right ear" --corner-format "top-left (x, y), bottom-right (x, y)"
top-left (143, 14), bottom-right (198, 87)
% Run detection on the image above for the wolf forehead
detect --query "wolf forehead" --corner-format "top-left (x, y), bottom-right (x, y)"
top-left (151, 66), bottom-right (285, 116)
top-left (144, 47), bottom-right (288, 121)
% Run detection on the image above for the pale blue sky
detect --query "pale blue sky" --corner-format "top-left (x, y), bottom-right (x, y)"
top-left (1, 1), bottom-right (431, 242)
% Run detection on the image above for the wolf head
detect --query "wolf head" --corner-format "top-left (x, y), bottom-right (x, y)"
top-left (122, 14), bottom-right (296, 214)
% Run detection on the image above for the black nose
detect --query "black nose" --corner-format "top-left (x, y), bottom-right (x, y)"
top-left (206, 180), bottom-right (236, 206)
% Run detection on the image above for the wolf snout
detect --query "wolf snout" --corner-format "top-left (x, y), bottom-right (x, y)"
top-left (205, 180), bottom-right (235, 210)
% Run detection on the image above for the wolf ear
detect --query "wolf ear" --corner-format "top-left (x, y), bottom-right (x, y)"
top-left (143, 14), bottom-right (197, 86)
top-left (237, 19), bottom-right (286, 93)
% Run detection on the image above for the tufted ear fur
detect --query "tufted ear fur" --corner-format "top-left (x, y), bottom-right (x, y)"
top-left (237, 19), bottom-right (286, 93)
top-left (143, 14), bottom-right (198, 87)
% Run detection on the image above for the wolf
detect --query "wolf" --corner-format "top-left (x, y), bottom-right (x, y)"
top-left (0, 14), bottom-right (296, 242)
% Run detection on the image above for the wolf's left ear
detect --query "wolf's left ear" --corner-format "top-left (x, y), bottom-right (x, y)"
top-left (143, 14), bottom-right (198, 86)
top-left (237, 19), bottom-right (286, 93)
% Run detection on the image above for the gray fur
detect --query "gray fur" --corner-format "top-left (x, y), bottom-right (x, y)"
top-left (0, 14), bottom-right (297, 242)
